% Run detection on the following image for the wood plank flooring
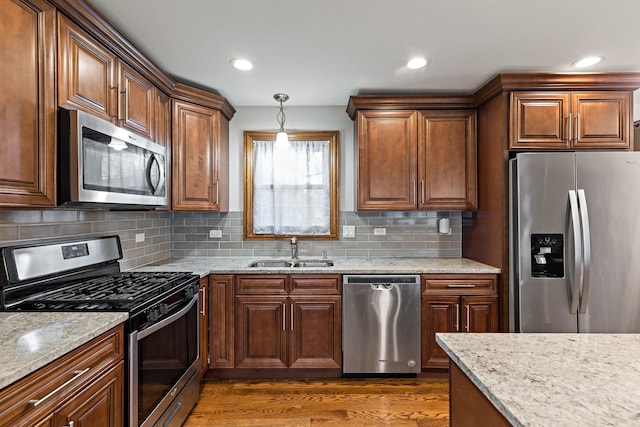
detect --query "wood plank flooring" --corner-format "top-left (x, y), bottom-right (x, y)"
top-left (184, 378), bottom-right (449, 426)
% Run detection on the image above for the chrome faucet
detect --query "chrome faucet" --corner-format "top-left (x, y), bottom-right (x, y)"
top-left (290, 237), bottom-right (299, 260)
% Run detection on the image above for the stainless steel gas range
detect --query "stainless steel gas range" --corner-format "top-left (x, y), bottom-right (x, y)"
top-left (0, 235), bottom-right (200, 427)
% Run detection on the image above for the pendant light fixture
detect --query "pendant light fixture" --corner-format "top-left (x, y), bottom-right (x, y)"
top-left (274, 93), bottom-right (289, 148)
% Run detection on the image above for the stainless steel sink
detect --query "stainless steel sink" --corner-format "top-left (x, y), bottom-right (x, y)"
top-left (248, 259), bottom-right (334, 268)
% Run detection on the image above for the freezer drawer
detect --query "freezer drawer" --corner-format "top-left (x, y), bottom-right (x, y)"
top-left (342, 275), bottom-right (421, 374)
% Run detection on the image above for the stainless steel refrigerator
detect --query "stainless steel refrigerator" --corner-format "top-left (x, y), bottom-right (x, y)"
top-left (510, 151), bottom-right (640, 333)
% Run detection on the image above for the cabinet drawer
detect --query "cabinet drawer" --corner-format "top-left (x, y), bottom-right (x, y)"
top-left (290, 275), bottom-right (341, 294)
top-left (422, 274), bottom-right (497, 295)
top-left (236, 275), bottom-right (288, 294)
top-left (0, 325), bottom-right (124, 426)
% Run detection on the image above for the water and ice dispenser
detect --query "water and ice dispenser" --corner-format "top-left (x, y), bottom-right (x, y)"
top-left (531, 234), bottom-right (564, 278)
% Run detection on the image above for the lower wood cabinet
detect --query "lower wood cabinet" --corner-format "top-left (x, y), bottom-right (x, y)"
top-left (0, 325), bottom-right (125, 426)
top-left (208, 274), bottom-right (341, 376)
top-left (421, 274), bottom-right (498, 369)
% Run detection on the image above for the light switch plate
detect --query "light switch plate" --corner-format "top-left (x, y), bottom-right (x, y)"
top-left (135, 232), bottom-right (145, 243)
top-left (209, 229), bottom-right (222, 238)
top-left (343, 225), bottom-right (355, 238)
top-left (373, 228), bottom-right (386, 236)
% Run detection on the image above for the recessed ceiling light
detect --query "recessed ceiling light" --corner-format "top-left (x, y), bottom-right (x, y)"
top-left (407, 57), bottom-right (429, 69)
top-left (230, 58), bottom-right (253, 71)
top-left (571, 56), bottom-right (605, 68)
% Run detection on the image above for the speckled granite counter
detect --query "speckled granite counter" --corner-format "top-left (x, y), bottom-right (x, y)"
top-left (436, 333), bottom-right (640, 426)
top-left (134, 257), bottom-right (500, 276)
top-left (0, 312), bottom-right (128, 390)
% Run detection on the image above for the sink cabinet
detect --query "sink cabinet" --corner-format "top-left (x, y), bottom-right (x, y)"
top-left (234, 275), bottom-right (342, 370)
top-left (421, 274), bottom-right (498, 369)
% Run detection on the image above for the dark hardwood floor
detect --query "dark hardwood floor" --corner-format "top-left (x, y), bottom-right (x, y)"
top-left (184, 378), bottom-right (449, 426)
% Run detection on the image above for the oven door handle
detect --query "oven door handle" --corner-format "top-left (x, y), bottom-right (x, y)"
top-left (136, 292), bottom-right (198, 340)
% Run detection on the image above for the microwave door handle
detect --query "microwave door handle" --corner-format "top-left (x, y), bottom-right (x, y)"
top-left (146, 153), bottom-right (165, 195)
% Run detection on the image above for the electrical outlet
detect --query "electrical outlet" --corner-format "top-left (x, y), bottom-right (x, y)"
top-left (135, 232), bottom-right (145, 243)
top-left (209, 229), bottom-right (222, 238)
top-left (373, 228), bottom-right (386, 236)
top-left (343, 225), bottom-right (355, 238)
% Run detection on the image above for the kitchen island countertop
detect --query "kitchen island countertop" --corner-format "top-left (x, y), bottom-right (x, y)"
top-left (436, 333), bottom-right (640, 426)
top-left (133, 256), bottom-right (500, 277)
top-left (0, 312), bottom-right (128, 390)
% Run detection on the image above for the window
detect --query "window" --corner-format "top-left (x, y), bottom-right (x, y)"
top-left (244, 130), bottom-right (339, 240)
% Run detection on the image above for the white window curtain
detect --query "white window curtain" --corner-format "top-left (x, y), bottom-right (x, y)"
top-left (253, 140), bottom-right (330, 235)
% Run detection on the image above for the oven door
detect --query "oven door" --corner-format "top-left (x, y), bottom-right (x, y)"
top-left (129, 292), bottom-right (199, 427)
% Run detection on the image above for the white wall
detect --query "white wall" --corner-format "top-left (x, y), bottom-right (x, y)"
top-left (227, 106), bottom-right (355, 212)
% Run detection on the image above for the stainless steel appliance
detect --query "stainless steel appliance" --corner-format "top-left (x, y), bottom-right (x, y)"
top-left (342, 275), bottom-right (421, 374)
top-left (57, 109), bottom-right (167, 208)
top-left (510, 151), bottom-right (640, 333)
top-left (0, 236), bottom-right (200, 427)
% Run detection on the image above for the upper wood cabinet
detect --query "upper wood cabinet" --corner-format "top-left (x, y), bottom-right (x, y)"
top-left (171, 83), bottom-right (234, 211)
top-left (510, 91), bottom-right (632, 150)
top-left (57, 14), bottom-right (118, 122)
top-left (418, 110), bottom-right (477, 210)
top-left (118, 62), bottom-right (154, 139)
top-left (0, 0), bottom-right (57, 207)
top-left (351, 97), bottom-right (477, 211)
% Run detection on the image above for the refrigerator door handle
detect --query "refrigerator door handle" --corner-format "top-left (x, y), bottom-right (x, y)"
top-left (577, 189), bottom-right (591, 314)
top-left (568, 190), bottom-right (583, 314)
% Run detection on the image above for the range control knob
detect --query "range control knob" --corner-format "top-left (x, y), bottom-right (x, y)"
top-left (159, 304), bottom-right (168, 315)
top-left (407, 359), bottom-right (416, 368)
top-left (147, 308), bottom-right (159, 323)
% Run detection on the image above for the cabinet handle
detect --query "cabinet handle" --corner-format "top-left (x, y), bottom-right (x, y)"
top-left (282, 303), bottom-right (286, 331)
top-left (290, 304), bottom-right (294, 331)
top-left (421, 180), bottom-right (425, 205)
top-left (215, 181), bottom-right (219, 205)
top-left (566, 113), bottom-right (573, 143)
top-left (62, 422), bottom-right (75, 427)
top-left (412, 180), bottom-right (416, 205)
top-left (29, 368), bottom-right (89, 407)
top-left (447, 284), bottom-right (475, 288)
top-left (575, 113), bottom-right (580, 143)
top-left (455, 303), bottom-right (459, 331)
top-left (465, 305), bottom-right (470, 332)
top-left (199, 287), bottom-right (206, 315)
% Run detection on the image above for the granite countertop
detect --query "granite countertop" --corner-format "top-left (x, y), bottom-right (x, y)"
top-left (134, 257), bottom-right (500, 277)
top-left (436, 333), bottom-right (640, 426)
top-left (0, 312), bottom-right (128, 390)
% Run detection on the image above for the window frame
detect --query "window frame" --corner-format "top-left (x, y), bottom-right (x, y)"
top-left (243, 130), bottom-right (339, 240)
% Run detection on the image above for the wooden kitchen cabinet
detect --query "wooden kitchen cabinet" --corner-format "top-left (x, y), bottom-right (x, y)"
top-left (198, 276), bottom-right (209, 377)
top-left (0, 0), bottom-right (56, 207)
top-left (118, 62), bottom-right (155, 140)
top-left (510, 91), bottom-right (632, 150)
top-left (171, 83), bottom-right (233, 211)
top-left (209, 275), bottom-right (235, 369)
top-left (234, 275), bottom-right (342, 371)
top-left (57, 14), bottom-right (118, 122)
top-left (421, 274), bottom-right (498, 369)
top-left (351, 98), bottom-right (477, 211)
top-left (0, 325), bottom-right (124, 426)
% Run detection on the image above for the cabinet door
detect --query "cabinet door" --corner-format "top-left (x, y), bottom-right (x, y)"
top-left (118, 63), bottom-right (154, 139)
top-left (235, 296), bottom-right (288, 368)
top-left (57, 14), bottom-right (117, 122)
top-left (289, 296), bottom-right (341, 369)
top-left (0, 0), bottom-right (56, 207)
top-left (421, 296), bottom-right (459, 369)
top-left (172, 100), bottom-right (223, 210)
top-left (55, 362), bottom-right (124, 427)
top-left (198, 277), bottom-right (209, 376)
top-left (572, 91), bottom-right (631, 149)
top-left (510, 92), bottom-right (571, 149)
top-left (209, 275), bottom-right (235, 369)
top-left (357, 110), bottom-right (417, 210)
top-left (154, 88), bottom-right (171, 148)
top-left (462, 296), bottom-right (498, 333)
top-left (417, 110), bottom-right (477, 210)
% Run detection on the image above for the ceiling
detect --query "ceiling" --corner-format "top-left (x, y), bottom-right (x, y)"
top-left (88, 0), bottom-right (640, 107)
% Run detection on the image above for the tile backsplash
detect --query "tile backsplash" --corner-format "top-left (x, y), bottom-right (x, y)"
top-left (0, 210), bottom-right (461, 269)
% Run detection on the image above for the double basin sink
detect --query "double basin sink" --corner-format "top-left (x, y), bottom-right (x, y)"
top-left (248, 259), bottom-right (334, 268)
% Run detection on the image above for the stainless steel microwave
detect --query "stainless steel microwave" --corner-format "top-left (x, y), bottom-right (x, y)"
top-left (58, 109), bottom-right (167, 208)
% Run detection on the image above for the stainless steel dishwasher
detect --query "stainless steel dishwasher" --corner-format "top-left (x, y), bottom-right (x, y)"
top-left (342, 274), bottom-right (421, 374)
